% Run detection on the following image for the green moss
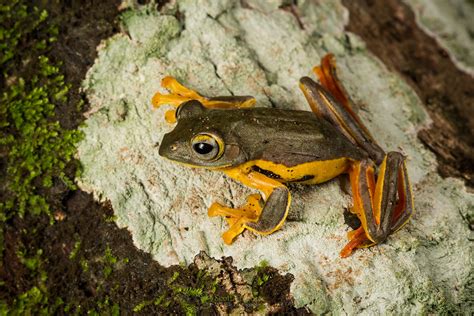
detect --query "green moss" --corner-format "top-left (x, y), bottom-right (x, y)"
top-left (104, 214), bottom-right (118, 222)
top-left (69, 240), bottom-right (81, 260)
top-left (0, 1), bottom-right (83, 314)
top-left (0, 55), bottom-right (83, 220)
top-left (80, 258), bottom-right (89, 272)
top-left (167, 271), bottom-right (180, 285)
top-left (0, 1), bottom-right (54, 69)
top-left (102, 245), bottom-right (119, 278)
top-left (132, 268), bottom-right (236, 314)
top-left (251, 261), bottom-right (271, 297)
top-left (0, 0), bottom-right (83, 224)
top-left (87, 296), bottom-right (120, 316)
top-left (0, 285), bottom-right (65, 315)
top-left (17, 248), bottom-right (43, 271)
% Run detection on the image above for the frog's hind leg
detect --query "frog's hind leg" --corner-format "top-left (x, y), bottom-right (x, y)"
top-left (299, 54), bottom-right (385, 164)
top-left (340, 152), bottom-right (414, 257)
top-left (152, 76), bottom-right (256, 123)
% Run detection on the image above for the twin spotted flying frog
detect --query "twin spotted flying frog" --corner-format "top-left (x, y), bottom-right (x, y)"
top-left (152, 54), bottom-right (414, 257)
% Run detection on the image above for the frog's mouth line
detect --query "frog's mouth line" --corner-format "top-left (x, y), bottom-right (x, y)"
top-left (161, 155), bottom-right (233, 170)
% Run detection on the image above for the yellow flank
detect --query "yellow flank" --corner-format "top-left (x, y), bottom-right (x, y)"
top-left (222, 158), bottom-right (352, 185)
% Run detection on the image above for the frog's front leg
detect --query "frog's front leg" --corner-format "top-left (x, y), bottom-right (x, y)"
top-left (152, 76), bottom-right (256, 123)
top-left (208, 166), bottom-right (291, 244)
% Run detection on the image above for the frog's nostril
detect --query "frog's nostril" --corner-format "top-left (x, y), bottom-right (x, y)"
top-left (170, 144), bottom-right (178, 151)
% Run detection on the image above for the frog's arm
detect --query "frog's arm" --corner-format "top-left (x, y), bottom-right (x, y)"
top-left (208, 165), bottom-right (291, 244)
top-left (152, 76), bottom-right (255, 123)
top-left (341, 153), bottom-right (414, 257)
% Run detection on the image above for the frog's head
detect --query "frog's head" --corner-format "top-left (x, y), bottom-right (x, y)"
top-left (159, 100), bottom-right (247, 169)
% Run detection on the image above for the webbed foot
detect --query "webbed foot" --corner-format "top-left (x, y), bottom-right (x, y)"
top-left (208, 194), bottom-right (262, 244)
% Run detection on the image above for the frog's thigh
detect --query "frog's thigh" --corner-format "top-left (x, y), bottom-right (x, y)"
top-left (299, 76), bottom-right (385, 164)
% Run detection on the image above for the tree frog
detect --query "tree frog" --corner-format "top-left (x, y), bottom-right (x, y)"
top-left (152, 54), bottom-right (414, 257)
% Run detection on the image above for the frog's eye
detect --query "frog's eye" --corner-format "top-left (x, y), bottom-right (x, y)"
top-left (191, 133), bottom-right (224, 161)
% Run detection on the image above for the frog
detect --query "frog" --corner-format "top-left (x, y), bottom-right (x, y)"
top-left (152, 54), bottom-right (414, 257)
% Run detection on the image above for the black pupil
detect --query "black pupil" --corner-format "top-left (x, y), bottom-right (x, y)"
top-left (193, 142), bottom-right (214, 155)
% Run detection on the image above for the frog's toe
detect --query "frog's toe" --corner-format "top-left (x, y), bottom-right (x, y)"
top-left (209, 195), bottom-right (264, 244)
top-left (161, 76), bottom-right (202, 99)
top-left (208, 202), bottom-right (226, 218)
top-left (222, 217), bottom-right (247, 245)
top-left (151, 91), bottom-right (191, 109)
top-left (207, 202), bottom-right (255, 219)
top-left (164, 109), bottom-right (177, 123)
top-left (151, 77), bottom-right (205, 118)
top-left (340, 227), bottom-right (375, 258)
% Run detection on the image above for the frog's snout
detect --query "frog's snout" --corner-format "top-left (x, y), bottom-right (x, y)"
top-left (159, 142), bottom-right (178, 157)
top-left (158, 136), bottom-right (175, 158)
top-left (159, 131), bottom-right (190, 164)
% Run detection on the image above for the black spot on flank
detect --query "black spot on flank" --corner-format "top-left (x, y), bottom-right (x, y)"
top-left (288, 175), bottom-right (315, 183)
top-left (252, 166), bottom-right (282, 180)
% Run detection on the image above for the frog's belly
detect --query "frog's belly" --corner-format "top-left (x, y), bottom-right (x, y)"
top-left (251, 158), bottom-right (351, 185)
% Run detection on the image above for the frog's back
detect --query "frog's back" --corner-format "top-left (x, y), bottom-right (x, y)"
top-left (217, 107), bottom-right (367, 167)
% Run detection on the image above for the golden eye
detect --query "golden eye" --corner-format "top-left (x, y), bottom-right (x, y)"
top-left (190, 133), bottom-right (224, 161)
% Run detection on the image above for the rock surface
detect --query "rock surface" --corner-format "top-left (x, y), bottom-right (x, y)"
top-left (77, 0), bottom-right (473, 313)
